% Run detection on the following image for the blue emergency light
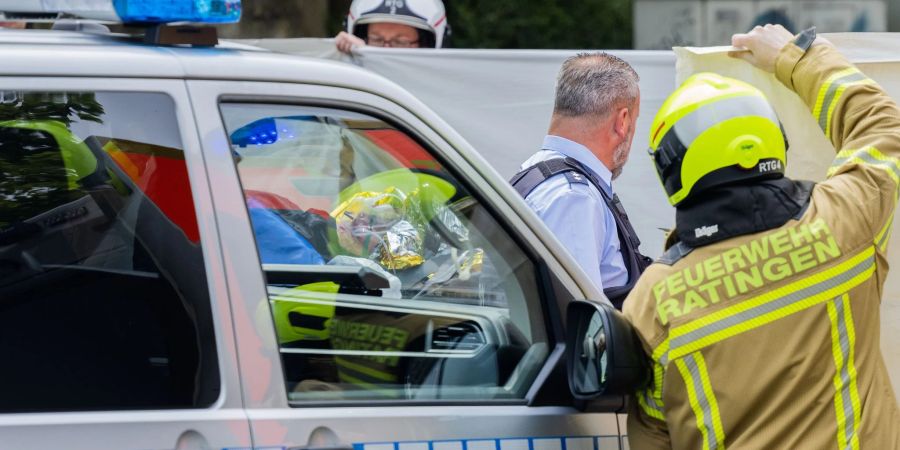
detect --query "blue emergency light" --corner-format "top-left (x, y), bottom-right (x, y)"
top-left (230, 116), bottom-right (318, 148)
top-left (0, 0), bottom-right (241, 23)
top-left (114, 0), bottom-right (241, 23)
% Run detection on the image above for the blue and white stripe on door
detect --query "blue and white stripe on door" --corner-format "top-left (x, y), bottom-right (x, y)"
top-left (354, 435), bottom-right (621, 450)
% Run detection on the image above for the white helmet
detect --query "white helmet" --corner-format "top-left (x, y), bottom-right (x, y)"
top-left (346, 0), bottom-right (449, 48)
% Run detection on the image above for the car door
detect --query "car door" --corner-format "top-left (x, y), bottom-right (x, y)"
top-left (0, 77), bottom-right (250, 449)
top-left (188, 79), bottom-right (628, 450)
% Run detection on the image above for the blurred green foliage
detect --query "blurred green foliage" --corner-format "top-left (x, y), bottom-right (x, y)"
top-left (328, 0), bottom-right (633, 49)
top-left (447, 0), bottom-right (632, 49)
top-left (0, 92), bottom-right (104, 126)
top-left (327, 0), bottom-right (353, 36)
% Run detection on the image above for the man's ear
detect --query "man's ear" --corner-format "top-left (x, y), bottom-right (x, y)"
top-left (613, 106), bottom-right (631, 140)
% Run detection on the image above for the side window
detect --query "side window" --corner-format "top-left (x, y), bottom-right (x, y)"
top-left (0, 91), bottom-right (219, 412)
top-left (220, 104), bottom-right (550, 402)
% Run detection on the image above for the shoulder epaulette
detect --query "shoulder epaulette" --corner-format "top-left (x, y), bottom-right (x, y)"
top-left (563, 170), bottom-right (589, 187)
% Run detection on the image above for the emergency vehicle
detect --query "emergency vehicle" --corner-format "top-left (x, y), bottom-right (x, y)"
top-left (0, 1), bottom-right (638, 449)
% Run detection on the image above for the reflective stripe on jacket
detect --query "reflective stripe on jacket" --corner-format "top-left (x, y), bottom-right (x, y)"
top-left (623, 43), bottom-right (900, 449)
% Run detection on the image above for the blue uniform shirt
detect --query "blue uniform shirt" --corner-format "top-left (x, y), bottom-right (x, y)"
top-left (520, 135), bottom-right (628, 291)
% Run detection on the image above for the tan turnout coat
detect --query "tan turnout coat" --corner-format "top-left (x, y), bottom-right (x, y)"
top-left (624, 42), bottom-right (900, 449)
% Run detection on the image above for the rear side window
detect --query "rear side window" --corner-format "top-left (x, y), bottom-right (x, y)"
top-left (0, 91), bottom-right (219, 412)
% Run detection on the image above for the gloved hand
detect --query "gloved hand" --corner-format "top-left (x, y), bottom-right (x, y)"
top-left (729, 24), bottom-right (831, 73)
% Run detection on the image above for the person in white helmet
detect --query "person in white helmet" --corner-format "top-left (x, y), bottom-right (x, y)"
top-left (335, 0), bottom-right (449, 54)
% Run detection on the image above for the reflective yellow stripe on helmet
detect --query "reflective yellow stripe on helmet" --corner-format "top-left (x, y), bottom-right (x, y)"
top-left (827, 294), bottom-right (861, 450)
top-left (649, 91), bottom-right (757, 150)
top-left (675, 352), bottom-right (725, 450)
top-left (650, 73), bottom-right (770, 149)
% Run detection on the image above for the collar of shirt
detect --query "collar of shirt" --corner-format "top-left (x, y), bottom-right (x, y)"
top-left (542, 135), bottom-right (614, 194)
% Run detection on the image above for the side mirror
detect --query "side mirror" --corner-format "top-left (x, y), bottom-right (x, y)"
top-left (565, 300), bottom-right (648, 399)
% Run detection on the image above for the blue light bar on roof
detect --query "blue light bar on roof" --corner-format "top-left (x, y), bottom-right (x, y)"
top-left (113, 0), bottom-right (241, 23)
top-left (0, 0), bottom-right (241, 23)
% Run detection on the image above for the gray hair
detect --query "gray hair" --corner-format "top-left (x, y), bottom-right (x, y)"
top-left (553, 52), bottom-right (640, 118)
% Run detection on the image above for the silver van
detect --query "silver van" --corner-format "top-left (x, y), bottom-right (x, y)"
top-left (0, 3), bottom-right (640, 449)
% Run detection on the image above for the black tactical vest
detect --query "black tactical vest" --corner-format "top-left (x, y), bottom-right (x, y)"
top-left (509, 157), bottom-right (651, 309)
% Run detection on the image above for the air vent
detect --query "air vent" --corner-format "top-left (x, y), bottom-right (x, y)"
top-left (430, 320), bottom-right (485, 352)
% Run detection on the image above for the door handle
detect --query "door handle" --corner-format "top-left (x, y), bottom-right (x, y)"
top-left (293, 425), bottom-right (353, 450)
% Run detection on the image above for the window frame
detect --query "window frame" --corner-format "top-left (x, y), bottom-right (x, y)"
top-left (217, 94), bottom-right (567, 408)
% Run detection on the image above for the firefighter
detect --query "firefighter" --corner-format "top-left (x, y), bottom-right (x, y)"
top-left (625, 25), bottom-right (900, 448)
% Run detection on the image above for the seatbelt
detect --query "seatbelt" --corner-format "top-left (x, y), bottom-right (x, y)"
top-left (510, 157), bottom-right (652, 309)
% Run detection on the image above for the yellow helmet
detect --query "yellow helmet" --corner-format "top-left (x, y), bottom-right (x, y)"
top-left (648, 73), bottom-right (788, 206)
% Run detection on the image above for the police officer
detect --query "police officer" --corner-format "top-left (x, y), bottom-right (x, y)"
top-left (511, 52), bottom-right (651, 309)
top-left (335, 0), bottom-right (449, 53)
top-left (626, 25), bottom-right (900, 448)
